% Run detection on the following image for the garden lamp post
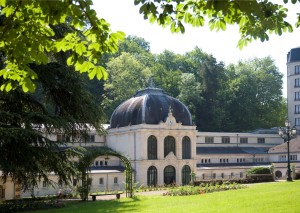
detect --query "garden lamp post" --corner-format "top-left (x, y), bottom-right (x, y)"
top-left (278, 119), bottom-right (297, 181)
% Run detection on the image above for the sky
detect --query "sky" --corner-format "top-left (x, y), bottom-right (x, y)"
top-left (93, 0), bottom-right (300, 97)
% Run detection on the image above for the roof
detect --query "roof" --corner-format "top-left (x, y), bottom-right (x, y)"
top-left (268, 137), bottom-right (300, 153)
top-left (287, 47), bottom-right (300, 63)
top-left (196, 147), bottom-right (269, 155)
top-left (110, 87), bottom-right (192, 128)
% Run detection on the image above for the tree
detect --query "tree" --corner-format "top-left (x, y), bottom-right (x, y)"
top-left (227, 57), bottom-right (286, 131)
top-left (135, 0), bottom-right (297, 48)
top-left (177, 73), bottom-right (202, 122)
top-left (0, 62), bottom-right (106, 191)
top-left (0, 0), bottom-right (125, 92)
top-left (196, 53), bottom-right (228, 131)
top-left (103, 52), bottom-right (152, 118)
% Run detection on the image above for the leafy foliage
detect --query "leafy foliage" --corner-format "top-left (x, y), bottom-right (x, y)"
top-left (0, 62), bottom-right (106, 191)
top-left (134, 0), bottom-right (295, 48)
top-left (247, 167), bottom-right (272, 175)
top-left (0, 0), bottom-right (125, 92)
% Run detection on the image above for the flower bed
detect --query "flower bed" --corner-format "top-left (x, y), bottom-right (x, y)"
top-left (164, 183), bottom-right (245, 196)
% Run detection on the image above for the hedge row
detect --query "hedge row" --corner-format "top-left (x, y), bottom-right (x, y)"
top-left (194, 175), bottom-right (274, 186)
top-left (0, 199), bottom-right (65, 213)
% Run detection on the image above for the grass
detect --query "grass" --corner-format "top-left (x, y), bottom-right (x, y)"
top-left (25, 181), bottom-right (300, 213)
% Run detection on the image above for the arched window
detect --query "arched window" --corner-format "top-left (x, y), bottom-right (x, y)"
top-left (164, 136), bottom-right (176, 157)
top-left (182, 165), bottom-right (191, 185)
top-left (148, 135), bottom-right (157, 160)
top-left (147, 166), bottom-right (157, 186)
top-left (182, 136), bottom-right (191, 159)
top-left (164, 165), bottom-right (176, 185)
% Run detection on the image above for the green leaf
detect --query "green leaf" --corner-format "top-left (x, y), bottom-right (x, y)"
top-left (2, 6), bottom-right (14, 16)
top-left (5, 83), bottom-right (12, 92)
top-left (0, 0), bottom-right (6, 7)
top-left (75, 43), bottom-right (86, 55)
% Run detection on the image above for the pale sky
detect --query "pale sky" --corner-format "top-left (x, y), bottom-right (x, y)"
top-left (93, 0), bottom-right (300, 97)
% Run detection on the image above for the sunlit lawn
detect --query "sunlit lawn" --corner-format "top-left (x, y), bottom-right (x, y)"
top-left (27, 181), bottom-right (300, 213)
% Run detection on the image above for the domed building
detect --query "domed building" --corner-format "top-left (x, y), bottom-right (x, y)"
top-left (107, 87), bottom-right (197, 186)
top-left (0, 86), bottom-right (287, 200)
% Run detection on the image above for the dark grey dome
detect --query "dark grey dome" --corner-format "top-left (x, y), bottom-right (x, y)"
top-left (110, 87), bottom-right (192, 128)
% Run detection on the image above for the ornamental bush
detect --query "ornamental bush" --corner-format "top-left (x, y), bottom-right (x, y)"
top-left (247, 167), bottom-right (271, 175)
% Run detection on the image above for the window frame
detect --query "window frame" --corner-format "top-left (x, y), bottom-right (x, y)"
top-left (205, 137), bottom-right (214, 144)
top-left (182, 136), bottom-right (191, 159)
top-left (221, 136), bottom-right (230, 144)
top-left (295, 105), bottom-right (300, 114)
top-left (164, 136), bottom-right (176, 157)
top-left (295, 78), bottom-right (300, 87)
top-left (240, 137), bottom-right (248, 143)
top-left (257, 137), bottom-right (265, 144)
top-left (148, 135), bottom-right (158, 160)
top-left (295, 92), bottom-right (300, 101)
top-left (295, 65), bottom-right (300, 74)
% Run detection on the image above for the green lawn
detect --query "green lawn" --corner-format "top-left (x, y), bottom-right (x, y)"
top-left (27, 181), bottom-right (300, 213)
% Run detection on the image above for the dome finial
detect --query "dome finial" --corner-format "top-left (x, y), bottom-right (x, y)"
top-left (168, 106), bottom-right (173, 115)
top-left (148, 77), bottom-right (155, 88)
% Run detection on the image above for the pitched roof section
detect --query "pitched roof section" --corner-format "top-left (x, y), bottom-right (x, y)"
top-left (268, 137), bottom-right (300, 153)
top-left (287, 47), bottom-right (300, 63)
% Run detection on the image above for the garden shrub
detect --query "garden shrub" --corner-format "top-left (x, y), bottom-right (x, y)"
top-left (0, 199), bottom-right (65, 213)
top-left (247, 167), bottom-right (271, 175)
top-left (294, 173), bottom-right (300, 180)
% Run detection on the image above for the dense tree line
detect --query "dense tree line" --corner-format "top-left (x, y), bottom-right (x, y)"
top-left (101, 35), bottom-right (286, 132)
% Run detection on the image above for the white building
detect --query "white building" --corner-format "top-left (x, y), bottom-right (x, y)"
top-left (287, 47), bottom-right (300, 128)
top-left (0, 85), bottom-right (295, 201)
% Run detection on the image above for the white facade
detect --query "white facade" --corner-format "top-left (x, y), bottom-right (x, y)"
top-left (287, 47), bottom-right (300, 128)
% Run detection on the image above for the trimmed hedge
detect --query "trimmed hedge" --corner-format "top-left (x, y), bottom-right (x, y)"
top-left (246, 174), bottom-right (274, 182)
top-left (294, 173), bottom-right (300, 180)
top-left (0, 199), bottom-right (65, 213)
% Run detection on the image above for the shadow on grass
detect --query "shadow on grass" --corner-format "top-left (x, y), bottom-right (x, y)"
top-left (51, 196), bottom-right (143, 213)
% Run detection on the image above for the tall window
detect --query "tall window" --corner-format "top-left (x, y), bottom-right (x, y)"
top-left (222, 137), bottom-right (230, 144)
top-left (164, 166), bottom-right (176, 185)
top-left (148, 135), bottom-right (157, 160)
top-left (295, 78), bottom-right (300, 87)
top-left (182, 165), bottom-right (191, 185)
top-left (99, 178), bottom-right (104, 185)
top-left (164, 136), bottom-right (176, 157)
top-left (257, 138), bottom-right (265, 144)
top-left (182, 136), bottom-right (191, 159)
top-left (296, 92), bottom-right (300, 101)
top-left (296, 105), bottom-right (300, 114)
top-left (205, 137), bottom-right (214, 143)
top-left (0, 186), bottom-right (5, 199)
top-left (296, 118), bottom-right (300, 126)
top-left (295, 65), bottom-right (300, 74)
top-left (73, 179), bottom-right (77, 186)
top-left (240, 137), bottom-right (248, 143)
top-left (114, 177), bottom-right (118, 184)
top-left (87, 134), bottom-right (95, 143)
top-left (147, 166), bottom-right (157, 186)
